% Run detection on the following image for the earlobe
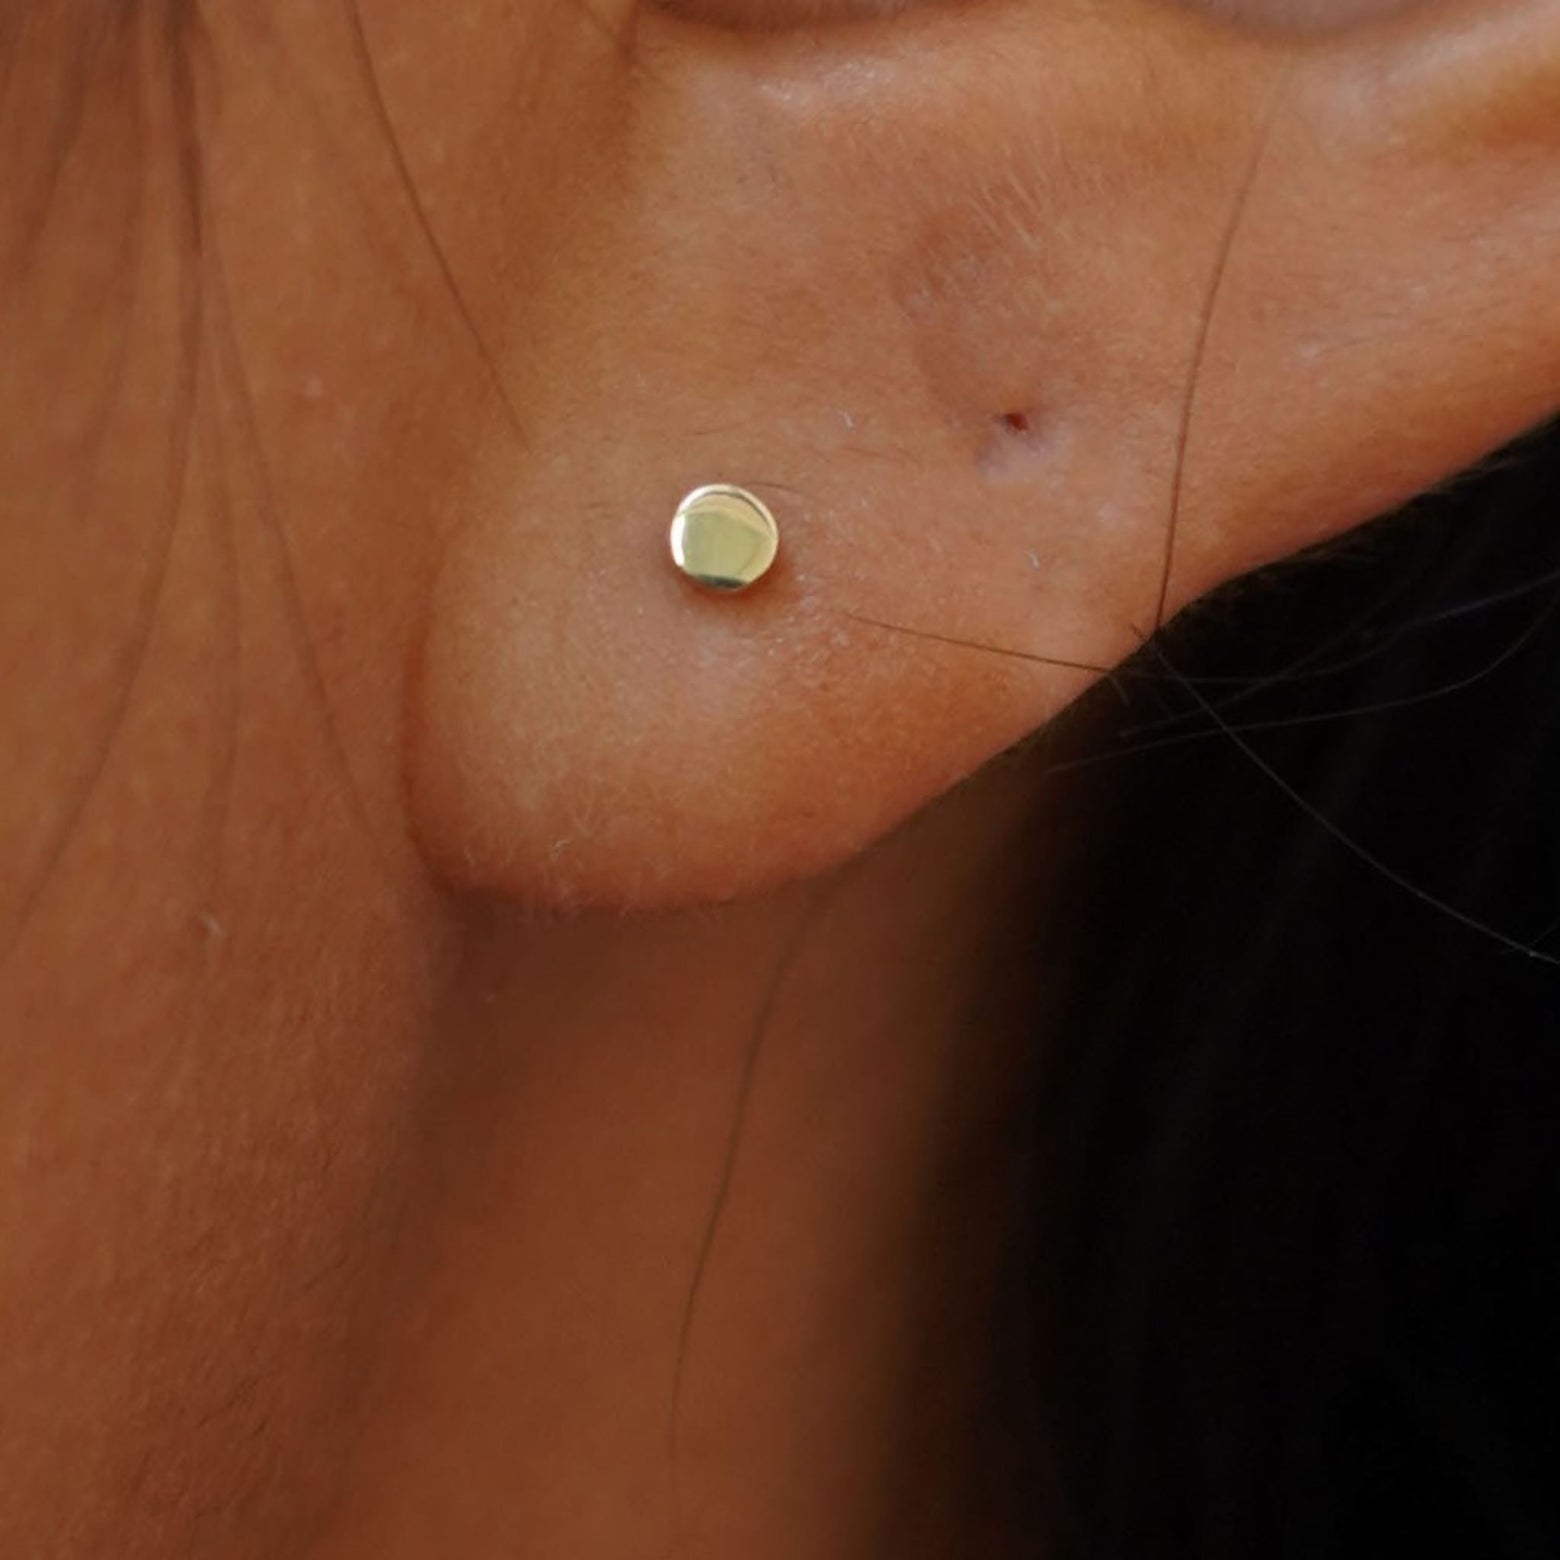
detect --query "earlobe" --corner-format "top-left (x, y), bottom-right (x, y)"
top-left (407, 0), bottom-right (1560, 913)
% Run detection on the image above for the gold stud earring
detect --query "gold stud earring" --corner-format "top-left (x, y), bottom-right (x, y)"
top-left (669, 484), bottom-right (779, 593)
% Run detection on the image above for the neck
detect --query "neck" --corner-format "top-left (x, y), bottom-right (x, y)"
top-left (314, 743), bottom-right (1053, 1560)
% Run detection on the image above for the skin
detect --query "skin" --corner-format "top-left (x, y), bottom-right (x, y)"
top-left (0, 0), bottom-right (1556, 1554)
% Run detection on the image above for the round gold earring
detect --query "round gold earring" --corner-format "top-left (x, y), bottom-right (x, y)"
top-left (669, 484), bottom-right (779, 593)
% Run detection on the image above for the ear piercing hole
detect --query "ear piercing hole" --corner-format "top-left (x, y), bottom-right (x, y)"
top-left (980, 406), bottom-right (1046, 478)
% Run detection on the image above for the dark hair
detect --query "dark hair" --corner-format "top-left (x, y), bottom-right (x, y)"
top-left (1012, 418), bottom-right (1560, 1559)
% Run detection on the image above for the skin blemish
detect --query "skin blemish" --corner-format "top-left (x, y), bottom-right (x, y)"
top-left (979, 406), bottom-right (1046, 479)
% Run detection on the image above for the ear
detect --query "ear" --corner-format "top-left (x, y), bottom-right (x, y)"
top-left (410, 0), bottom-right (1560, 910)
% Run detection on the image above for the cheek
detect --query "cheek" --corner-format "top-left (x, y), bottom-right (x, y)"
top-left (0, 222), bottom-right (444, 1551)
top-left (0, 583), bottom-right (443, 1559)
